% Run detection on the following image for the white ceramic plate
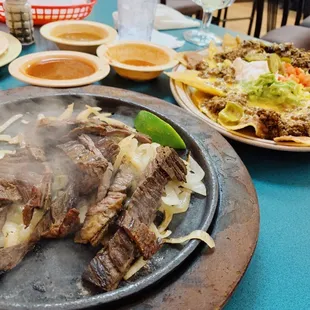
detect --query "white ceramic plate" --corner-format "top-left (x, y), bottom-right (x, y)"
top-left (0, 33), bottom-right (9, 57)
top-left (0, 32), bottom-right (22, 68)
top-left (170, 63), bottom-right (310, 152)
top-left (8, 50), bottom-right (110, 88)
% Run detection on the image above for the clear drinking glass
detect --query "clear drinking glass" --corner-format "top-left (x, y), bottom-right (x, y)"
top-left (118, 0), bottom-right (157, 41)
top-left (184, 0), bottom-right (236, 46)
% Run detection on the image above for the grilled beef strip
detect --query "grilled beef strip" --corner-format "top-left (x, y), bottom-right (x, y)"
top-left (0, 150), bottom-right (52, 227)
top-left (0, 210), bottom-right (52, 271)
top-left (19, 166), bottom-right (52, 227)
top-left (0, 207), bottom-right (8, 232)
top-left (66, 119), bottom-right (152, 144)
top-left (0, 179), bottom-right (22, 206)
top-left (57, 140), bottom-right (109, 179)
top-left (42, 181), bottom-right (79, 238)
top-left (77, 161), bottom-right (137, 246)
top-left (83, 147), bottom-right (187, 291)
top-left (77, 134), bottom-right (119, 201)
top-left (94, 137), bottom-right (120, 164)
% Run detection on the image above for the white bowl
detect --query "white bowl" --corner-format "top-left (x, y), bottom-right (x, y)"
top-left (9, 50), bottom-right (110, 88)
top-left (97, 41), bottom-right (178, 81)
top-left (40, 21), bottom-right (117, 54)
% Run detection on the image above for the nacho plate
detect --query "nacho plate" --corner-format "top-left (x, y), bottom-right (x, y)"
top-left (169, 36), bottom-right (310, 152)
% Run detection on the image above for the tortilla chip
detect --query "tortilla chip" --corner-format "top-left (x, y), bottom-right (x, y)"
top-left (274, 136), bottom-right (310, 146)
top-left (208, 40), bottom-right (218, 60)
top-left (166, 71), bottom-right (225, 97)
top-left (191, 90), bottom-right (211, 107)
top-left (222, 33), bottom-right (240, 52)
top-left (175, 52), bottom-right (188, 67)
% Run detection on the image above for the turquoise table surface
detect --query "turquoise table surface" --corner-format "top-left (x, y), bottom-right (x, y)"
top-left (1, 1), bottom-right (310, 309)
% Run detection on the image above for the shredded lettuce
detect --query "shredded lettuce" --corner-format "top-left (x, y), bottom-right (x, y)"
top-left (244, 73), bottom-right (309, 107)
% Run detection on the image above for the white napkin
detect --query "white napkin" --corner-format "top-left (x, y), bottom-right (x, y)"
top-left (112, 4), bottom-right (200, 31)
top-left (151, 29), bottom-right (185, 49)
top-left (114, 30), bottom-right (185, 49)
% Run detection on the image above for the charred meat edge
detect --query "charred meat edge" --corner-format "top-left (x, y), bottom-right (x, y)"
top-left (77, 162), bottom-right (137, 246)
top-left (83, 146), bottom-right (187, 291)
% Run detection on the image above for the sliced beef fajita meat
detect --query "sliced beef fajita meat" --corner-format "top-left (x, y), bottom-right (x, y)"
top-left (67, 119), bottom-right (151, 144)
top-left (76, 191), bottom-right (126, 246)
top-left (57, 140), bottom-right (109, 179)
top-left (120, 211), bottom-right (160, 259)
top-left (19, 167), bottom-right (52, 228)
top-left (83, 147), bottom-right (187, 291)
top-left (94, 137), bottom-right (120, 164)
top-left (0, 210), bottom-right (51, 271)
top-left (77, 134), bottom-right (118, 201)
top-left (0, 207), bottom-right (8, 231)
top-left (96, 163), bottom-right (113, 202)
top-left (78, 134), bottom-right (103, 157)
top-left (0, 158), bottom-right (52, 227)
top-left (0, 179), bottom-right (22, 206)
top-left (77, 161), bottom-right (137, 246)
top-left (42, 183), bottom-right (79, 238)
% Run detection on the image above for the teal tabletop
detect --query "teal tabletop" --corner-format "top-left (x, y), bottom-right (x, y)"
top-left (1, 1), bottom-right (310, 309)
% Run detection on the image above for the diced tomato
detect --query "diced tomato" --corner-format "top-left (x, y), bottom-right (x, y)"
top-left (284, 63), bottom-right (295, 75)
top-left (282, 62), bottom-right (310, 87)
top-left (301, 75), bottom-right (310, 87)
top-left (289, 74), bottom-right (300, 83)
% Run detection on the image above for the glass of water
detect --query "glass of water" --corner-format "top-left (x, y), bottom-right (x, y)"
top-left (118, 0), bottom-right (157, 41)
top-left (184, 0), bottom-right (235, 46)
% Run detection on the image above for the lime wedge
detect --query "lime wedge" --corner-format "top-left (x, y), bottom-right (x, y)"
top-left (134, 111), bottom-right (186, 149)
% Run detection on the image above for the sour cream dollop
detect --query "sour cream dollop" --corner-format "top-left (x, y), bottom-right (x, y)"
top-left (232, 57), bottom-right (270, 82)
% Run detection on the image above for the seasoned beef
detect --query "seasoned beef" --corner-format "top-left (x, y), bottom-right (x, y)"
top-left (77, 135), bottom-right (116, 201)
top-left (0, 207), bottom-right (8, 231)
top-left (199, 65), bottom-right (236, 83)
top-left (263, 43), bottom-right (310, 70)
top-left (282, 122), bottom-right (310, 137)
top-left (67, 120), bottom-right (151, 144)
top-left (108, 163), bottom-right (137, 193)
top-left (184, 52), bottom-right (206, 70)
top-left (83, 232), bottom-right (136, 291)
top-left (97, 163), bottom-right (114, 201)
top-left (0, 210), bottom-right (51, 271)
top-left (42, 183), bottom-right (79, 238)
top-left (83, 147), bottom-right (187, 291)
top-left (0, 179), bottom-right (22, 206)
top-left (20, 166), bottom-right (52, 227)
top-left (95, 138), bottom-right (120, 164)
top-left (78, 134), bottom-right (103, 157)
top-left (257, 110), bottom-right (283, 139)
top-left (57, 140), bottom-right (108, 179)
top-left (77, 162), bottom-right (137, 246)
top-left (120, 211), bottom-right (161, 259)
top-left (203, 91), bottom-right (248, 115)
top-left (77, 191), bottom-right (126, 246)
top-left (0, 161), bottom-right (52, 227)
top-left (214, 40), bottom-right (265, 63)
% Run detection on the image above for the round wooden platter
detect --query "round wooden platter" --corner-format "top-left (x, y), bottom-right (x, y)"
top-left (0, 86), bottom-right (259, 310)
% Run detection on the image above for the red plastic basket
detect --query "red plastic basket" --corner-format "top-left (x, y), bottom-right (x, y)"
top-left (0, 0), bottom-right (96, 25)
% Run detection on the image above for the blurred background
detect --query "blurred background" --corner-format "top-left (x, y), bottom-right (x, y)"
top-left (161, 0), bottom-right (310, 47)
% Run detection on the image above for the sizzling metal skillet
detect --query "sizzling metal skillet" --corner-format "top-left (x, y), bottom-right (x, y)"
top-left (0, 86), bottom-right (259, 310)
